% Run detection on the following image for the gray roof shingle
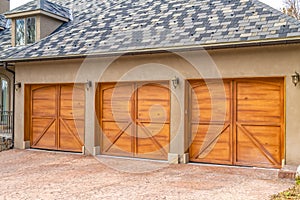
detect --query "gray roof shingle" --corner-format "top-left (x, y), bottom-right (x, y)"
top-left (0, 28), bottom-right (20, 59)
top-left (2, 0), bottom-right (300, 61)
top-left (5, 0), bottom-right (71, 20)
top-left (0, 14), bottom-right (7, 29)
top-left (0, 0), bottom-right (89, 59)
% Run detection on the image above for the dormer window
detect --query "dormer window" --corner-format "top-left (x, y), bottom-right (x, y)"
top-left (5, 0), bottom-right (71, 46)
top-left (15, 17), bottom-right (36, 46)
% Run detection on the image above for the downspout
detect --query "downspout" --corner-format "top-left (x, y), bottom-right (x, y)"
top-left (3, 62), bottom-right (15, 149)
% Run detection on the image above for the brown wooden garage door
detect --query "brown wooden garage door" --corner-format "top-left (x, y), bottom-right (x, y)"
top-left (29, 84), bottom-right (85, 152)
top-left (189, 78), bottom-right (284, 168)
top-left (98, 82), bottom-right (170, 160)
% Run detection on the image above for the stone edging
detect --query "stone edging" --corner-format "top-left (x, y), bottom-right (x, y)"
top-left (0, 136), bottom-right (12, 152)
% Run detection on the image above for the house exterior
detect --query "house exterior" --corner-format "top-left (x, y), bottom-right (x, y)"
top-left (1, 0), bottom-right (300, 169)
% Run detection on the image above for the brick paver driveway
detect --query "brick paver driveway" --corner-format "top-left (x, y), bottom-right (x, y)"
top-left (0, 149), bottom-right (293, 199)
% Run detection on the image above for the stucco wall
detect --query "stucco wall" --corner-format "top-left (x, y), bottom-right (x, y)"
top-left (0, 0), bottom-right (9, 13)
top-left (38, 15), bottom-right (63, 41)
top-left (14, 43), bottom-right (300, 165)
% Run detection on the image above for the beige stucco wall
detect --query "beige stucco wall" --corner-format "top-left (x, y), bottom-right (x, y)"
top-left (10, 18), bottom-right (15, 46)
top-left (14, 43), bottom-right (300, 165)
top-left (38, 15), bottom-right (63, 40)
top-left (0, 0), bottom-right (9, 13)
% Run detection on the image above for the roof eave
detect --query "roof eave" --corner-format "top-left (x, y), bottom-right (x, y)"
top-left (5, 10), bottom-right (69, 22)
top-left (3, 37), bottom-right (300, 63)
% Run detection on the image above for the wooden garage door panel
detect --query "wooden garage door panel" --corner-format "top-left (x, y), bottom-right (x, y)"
top-left (71, 119), bottom-right (85, 140)
top-left (60, 85), bottom-right (85, 118)
top-left (59, 118), bottom-right (84, 152)
top-left (101, 83), bottom-right (134, 157)
top-left (102, 83), bottom-right (133, 100)
top-left (30, 84), bottom-right (85, 152)
top-left (189, 78), bottom-right (284, 168)
top-left (236, 125), bottom-right (281, 167)
top-left (191, 99), bottom-right (231, 123)
top-left (190, 80), bottom-right (231, 98)
top-left (31, 85), bottom-right (56, 99)
top-left (102, 100), bottom-right (132, 121)
top-left (136, 145), bottom-right (168, 160)
top-left (236, 81), bottom-right (282, 123)
top-left (60, 99), bottom-right (85, 117)
top-left (102, 121), bottom-right (133, 156)
top-left (137, 83), bottom-right (170, 122)
top-left (32, 86), bottom-right (56, 116)
top-left (235, 79), bottom-right (283, 168)
top-left (236, 81), bottom-right (281, 98)
top-left (99, 82), bottom-right (170, 160)
top-left (190, 124), bottom-right (232, 164)
top-left (101, 83), bottom-right (133, 121)
top-left (189, 80), bottom-right (232, 165)
top-left (137, 123), bottom-right (169, 160)
top-left (32, 100), bottom-right (56, 116)
top-left (137, 84), bottom-right (170, 101)
top-left (191, 81), bottom-right (231, 123)
top-left (137, 100), bottom-right (169, 122)
top-left (237, 102), bottom-right (281, 123)
top-left (31, 118), bottom-right (56, 149)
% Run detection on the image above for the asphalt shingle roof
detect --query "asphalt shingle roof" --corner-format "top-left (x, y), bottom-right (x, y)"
top-left (0, 14), bottom-right (7, 29)
top-left (0, 28), bottom-right (19, 59)
top-left (5, 0), bottom-right (71, 20)
top-left (2, 0), bottom-right (300, 61)
top-left (0, 0), bottom-right (88, 59)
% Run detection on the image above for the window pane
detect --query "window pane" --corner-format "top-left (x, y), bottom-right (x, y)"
top-left (16, 19), bottom-right (25, 46)
top-left (1, 79), bottom-right (9, 112)
top-left (26, 17), bottom-right (36, 44)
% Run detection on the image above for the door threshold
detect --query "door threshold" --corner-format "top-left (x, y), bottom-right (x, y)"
top-left (26, 148), bottom-right (83, 155)
top-left (96, 154), bottom-right (168, 163)
top-left (188, 162), bottom-right (280, 171)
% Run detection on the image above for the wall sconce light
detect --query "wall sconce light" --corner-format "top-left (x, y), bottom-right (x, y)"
top-left (14, 82), bottom-right (21, 91)
top-left (291, 71), bottom-right (300, 86)
top-left (172, 76), bottom-right (179, 89)
top-left (86, 80), bottom-right (92, 90)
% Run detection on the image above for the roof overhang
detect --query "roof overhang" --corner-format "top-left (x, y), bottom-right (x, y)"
top-left (0, 62), bottom-right (15, 67)
top-left (5, 9), bottom-right (69, 22)
top-left (200, 36), bottom-right (300, 49)
top-left (3, 36), bottom-right (300, 63)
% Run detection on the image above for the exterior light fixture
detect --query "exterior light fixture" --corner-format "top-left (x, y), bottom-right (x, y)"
top-left (14, 82), bottom-right (21, 91)
top-left (172, 76), bottom-right (179, 89)
top-left (291, 71), bottom-right (300, 86)
top-left (86, 80), bottom-right (92, 90)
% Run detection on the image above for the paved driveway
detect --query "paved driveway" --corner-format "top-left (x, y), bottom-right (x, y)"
top-left (0, 150), bottom-right (293, 200)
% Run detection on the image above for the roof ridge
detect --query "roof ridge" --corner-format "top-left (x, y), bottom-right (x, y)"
top-left (252, 0), bottom-right (300, 26)
top-left (37, 0), bottom-right (44, 9)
